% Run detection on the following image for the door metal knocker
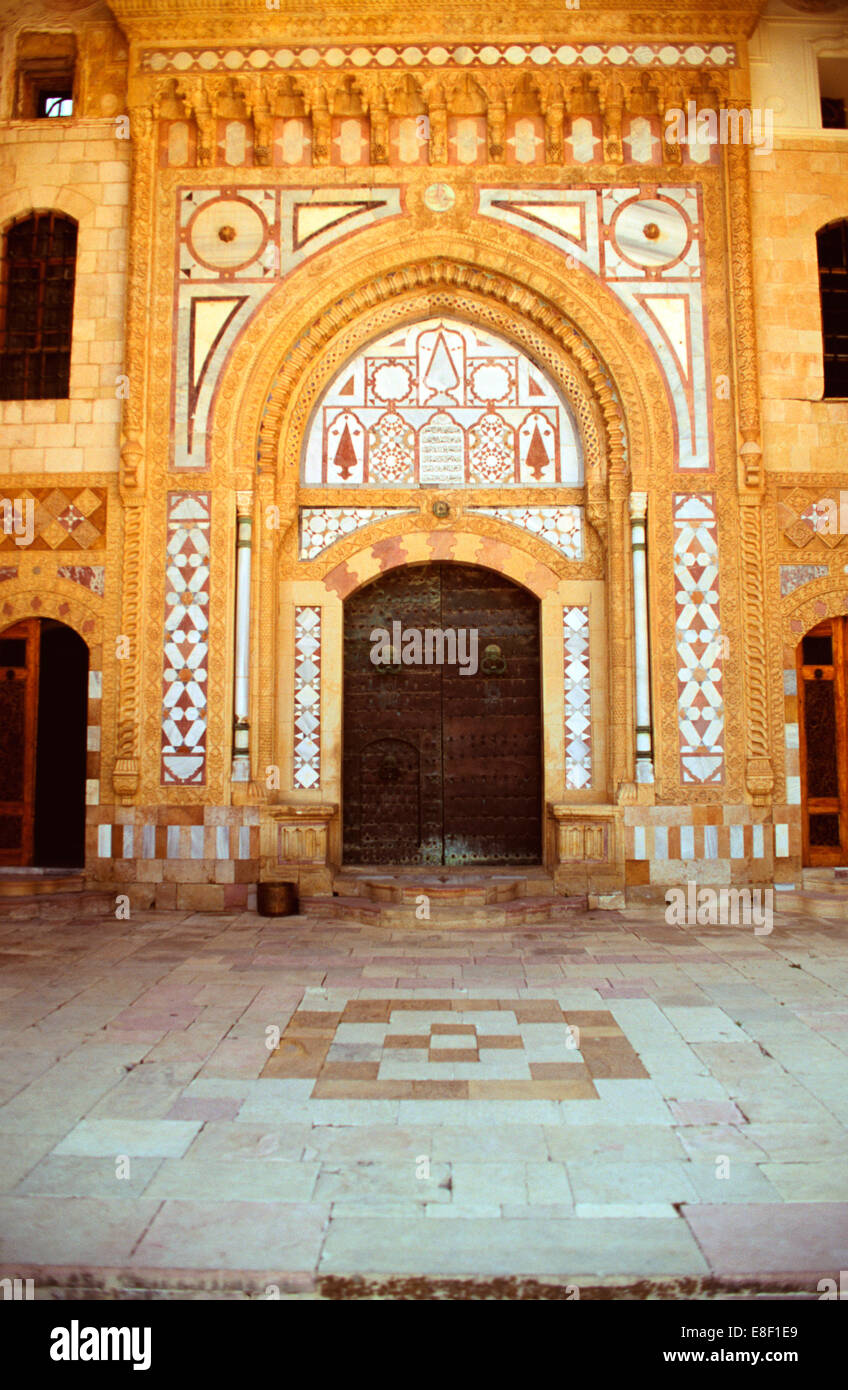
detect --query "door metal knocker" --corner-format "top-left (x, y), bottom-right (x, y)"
top-left (481, 643), bottom-right (507, 675)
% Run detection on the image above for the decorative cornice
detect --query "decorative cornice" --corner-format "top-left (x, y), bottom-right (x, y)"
top-left (110, 1), bottom-right (767, 46)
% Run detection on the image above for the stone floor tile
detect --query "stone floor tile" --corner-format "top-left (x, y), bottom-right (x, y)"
top-left (681, 1203), bottom-right (848, 1274)
top-left (184, 1122), bottom-right (311, 1162)
top-left (54, 1118), bottom-right (203, 1158)
top-left (566, 1160), bottom-right (699, 1206)
top-left (14, 1155), bottom-right (162, 1199)
top-left (319, 1216), bottom-right (708, 1276)
top-left (758, 1161), bottom-right (848, 1202)
top-left (450, 1162), bottom-right (527, 1206)
top-left (130, 1200), bottom-right (329, 1271)
top-left (0, 1196), bottom-right (162, 1266)
top-left (143, 1158), bottom-right (320, 1202)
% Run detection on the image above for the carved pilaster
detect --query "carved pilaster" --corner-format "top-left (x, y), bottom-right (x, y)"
top-left (726, 141), bottom-right (773, 802)
top-left (114, 105), bottom-right (155, 803)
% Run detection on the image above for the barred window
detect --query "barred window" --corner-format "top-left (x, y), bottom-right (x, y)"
top-left (0, 212), bottom-right (77, 400)
top-left (818, 219), bottom-right (848, 400)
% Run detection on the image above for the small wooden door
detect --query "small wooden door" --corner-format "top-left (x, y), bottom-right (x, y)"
top-left (798, 617), bottom-right (848, 866)
top-left (0, 619), bottom-right (40, 864)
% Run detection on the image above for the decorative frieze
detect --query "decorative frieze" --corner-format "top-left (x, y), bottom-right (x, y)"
top-left (142, 42), bottom-right (738, 76)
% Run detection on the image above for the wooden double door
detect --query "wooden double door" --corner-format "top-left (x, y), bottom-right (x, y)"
top-left (0, 619), bottom-right (88, 866)
top-left (343, 563), bottom-right (542, 865)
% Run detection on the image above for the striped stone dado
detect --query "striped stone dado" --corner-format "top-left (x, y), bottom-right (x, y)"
top-left (88, 807), bottom-right (260, 911)
top-left (85, 666), bottom-right (103, 809)
top-left (624, 815), bottom-right (791, 864)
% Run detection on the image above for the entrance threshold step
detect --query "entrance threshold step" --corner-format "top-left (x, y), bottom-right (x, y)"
top-left (301, 893), bottom-right (587, 928)
top-left (0, 869), bottom-right (85, 898)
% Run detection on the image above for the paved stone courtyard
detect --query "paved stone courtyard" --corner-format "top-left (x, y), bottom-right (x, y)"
top-left (1, 900), bottom-right (848, 1297)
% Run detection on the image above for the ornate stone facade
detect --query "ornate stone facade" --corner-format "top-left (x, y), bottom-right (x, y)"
top-left (0, 0), bottom-right (842, 904)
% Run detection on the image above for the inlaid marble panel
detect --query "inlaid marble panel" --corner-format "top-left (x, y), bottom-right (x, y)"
top-left (173, 186), bottom-right (401, 469)
top-left (480, 186), bottom-right (710, 470)
top-left (299, 507), bottom-right (417, 561)
top-left (673, 493), bottom-right (724, 785)
top-left (161, 493), bottom-right (211, 785)
top-left (293, 606), bottom-right (321, 789)
top-left (302, 317), bottom-right (582, 487)
top-left (563, 606), bottom-right (592, 790)
top-left (470, 506), bottom-right (583, 560)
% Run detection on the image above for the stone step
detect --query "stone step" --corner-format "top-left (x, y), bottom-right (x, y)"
top-left (0, 869), bottom-right (85, 897)
top-left (0, 889), bottom-right (116, 919)
top-left (773, 889), bottom-right (848, 922)
top-left (301, 892), bottom-right (587, 927)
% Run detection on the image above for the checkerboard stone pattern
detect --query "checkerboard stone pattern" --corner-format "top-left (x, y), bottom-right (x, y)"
top-left (262, 999), bottom-right (647, 1099)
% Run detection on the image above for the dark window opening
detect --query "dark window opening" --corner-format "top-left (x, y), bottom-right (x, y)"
top-left (819, 57), bottom-right (848, 133)
top-left (37, 90), bottom-right (73, 119)
top-left (822, 96), bottom-right (847, 130)
top-left (14, 32), bottom-right (76, 120)
top-left (817, 218), bottom-right (848, 399)
top-left (0, 212), bottom-right (77, 401)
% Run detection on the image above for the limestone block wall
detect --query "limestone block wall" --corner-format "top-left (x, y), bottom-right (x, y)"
top-left (0, 120), bottom-right (130, 477)
top-left (748, 4), bottom-right (848, 886)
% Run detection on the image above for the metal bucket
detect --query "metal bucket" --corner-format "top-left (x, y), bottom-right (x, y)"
top-left (257, 881), bottom-right (298, 917)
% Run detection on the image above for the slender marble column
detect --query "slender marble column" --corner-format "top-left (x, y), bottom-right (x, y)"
top-left (629, 491), bottom-right (654, 784)
top-left (232, 491), bottom-right (253, 781)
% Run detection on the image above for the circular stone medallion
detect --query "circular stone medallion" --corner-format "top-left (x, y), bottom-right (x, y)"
top-left (610, 196), bottom-right (690, 270)
top-left (423, 183), bottom-right (456, 213)
top-left (187, 197), bottom-right (268, 272)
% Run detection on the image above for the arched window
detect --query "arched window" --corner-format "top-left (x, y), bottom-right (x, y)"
top-left (0, 212), bottom-right (77, 400)
top-left (818, 218), bottom-right (848, 400)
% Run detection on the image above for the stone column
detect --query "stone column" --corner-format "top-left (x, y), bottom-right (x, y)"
top-left (232, 491), bottom-right (253, 781)
top-left (629, 491), bottom-right (654, 784)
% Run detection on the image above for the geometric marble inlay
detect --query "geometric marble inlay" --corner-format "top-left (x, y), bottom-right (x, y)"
top-left (261, 998), bottom-right (648, 1099)
top-left (563, 606), bottom-right (592, 789)
top-left (303, 316), bottom-right (582, 487)
top-left (0, 487), bottom-right (107, 551)
top-left (673, 493), bottom-right (725, 784)
top-left (480, 187), bottom-right (709, 470)
top-left (173, 186), bottom-right (401, 470)
top-left (161, 493), bottom-right (211, 785)
top-left (293, 605), bottom-right (321, 789)
top-left (299, 507), bottom-right (416, 561)
top-left (471, 506), bottom-right (584, 560)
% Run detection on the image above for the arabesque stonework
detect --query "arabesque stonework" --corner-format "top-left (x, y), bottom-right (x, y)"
top-left (1, 0), bottom-right (847, 908)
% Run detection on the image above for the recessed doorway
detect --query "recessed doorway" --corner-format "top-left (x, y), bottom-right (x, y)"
top-left (0, 618), bottom-right (88, 867)
top-left (343, 562), bottom-right (542, 865)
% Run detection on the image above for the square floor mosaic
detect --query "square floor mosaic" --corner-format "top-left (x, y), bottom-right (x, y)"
top-left (261, 999), bottom-right (648, 1099)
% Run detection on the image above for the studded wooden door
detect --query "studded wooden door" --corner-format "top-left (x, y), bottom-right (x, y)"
top-left (343, 563), bottom-right (542, 865)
